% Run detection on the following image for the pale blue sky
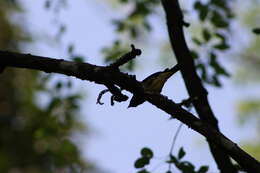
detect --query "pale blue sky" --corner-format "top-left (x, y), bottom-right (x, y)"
top-left (22, 1), bottom-right (256, 173)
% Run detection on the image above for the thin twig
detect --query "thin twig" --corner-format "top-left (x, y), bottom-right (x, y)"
top-left (168, 122), bottom-right (183, 171)
top-left (109, 44), bottom-right (141, 68)
top-left (96, 89), bottom-right (109, 105)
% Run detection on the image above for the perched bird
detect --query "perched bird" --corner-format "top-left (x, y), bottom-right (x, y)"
top-left (128, 64), bottom-right (180, 108)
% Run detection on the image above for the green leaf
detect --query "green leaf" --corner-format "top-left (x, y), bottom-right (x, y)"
top-left (192, 37), bottom-right (202, 45)
top-left (196, 63), bottom-right (207, 81)
top-left (55, 81), bottom-right (62, 90)
top-left (67, 44), bottom-right (74, 54)
top-left (194, 1), bottom-right (203, 10)
top-left (72, 56), bottom-right (84, 63)
top-left (134, 157), bottom-right (150, 168)
top-left (194, 1), bottom-right (209, 21)
top-left (143, 20), bottom-right (152, 31)
top-left (211, 0), bottom-right (226, 9)
top-left (252, 28), bottom-right (260, 35)
top-left (210, 11), bottom-right (228, 28)
top-left (61, 140), bottom-right (77, 153)
top-left (119, 0), bottom-right (128, 3)
top-left (177, 161), bottom-right (195, 173)
top-left (178, 147), bottom-right (186, 159)
top-left (47, 97), bottom-right (61, 112)
top-left (213, 42), bottom-right (230, 50)
top-left (213, 75), bottom-right (221, 87)
top-left (167, 154), bottom-right (178, 164)
top-left (202, 29), bottom-right (211, 42)
top-left (137, 169), bottom-right (150, 173)
top-left (197, 165), bottom-right (209, 173)
top-left (130, 26), bottom-right (138, 38)
top-left (141, 147), bottom-right (153, 158)
top-left (215, 32), bottom-right (226, 42)
top-left (190, 50), bottom-right (199, 59)
top-left (209, 52), bottom-right (229, 77)
top-left (199, 6), bottom-right (209, 21)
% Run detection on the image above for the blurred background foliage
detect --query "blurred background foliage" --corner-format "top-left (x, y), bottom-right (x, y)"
top-left (0, 0), bottom-right (94, 172)
top-left (234, 0), bottom-right (260, 160)
top-left (0, 0), bottom-right (260, 172)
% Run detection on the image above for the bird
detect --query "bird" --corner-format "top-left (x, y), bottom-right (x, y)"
top-left (128, 64), bottom-right (180, 108)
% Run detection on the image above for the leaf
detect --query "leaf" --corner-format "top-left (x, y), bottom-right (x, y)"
top-left (194, 1), bottom-right (202, 10)
top-left (141, 147), bottom-right (153, 158)
top-left (213, 42), bottom-right (230, 50)
top-left (143, 20), bottom-right (152, 32)
top-left (211, 0), bottom-right (226, 9)
top-left (177, 161), bottom-right (195, 173)
top-left (197, 165), bottom-right (209, 173)
top-left (202, 29), bottom-right (211, 42)
top-left (72, 56), bottom-right (84, 63)
top-left (199, 5), bottom-right (209, 21)
top-left (199, 7), bottom-right (208, 21)
top-left (61, 140), bottom-right (77, 154)
top-left (194, 1), bottom-right (209, 21)
top-left (190, 50), bottom-right (199, 59)
top-left (167, 154), bottom-right (178, 164)
top-left (192, 37), bottom-right (202, 45)
top-left (137, 169), bottom-right (150, 173)
top-left (178, 147), bottom-right (186, 159)
top-left (119, 0), bottom-right (128, 3)
top-left (134, 157), bottom-right (150, 168)
top-left (67, 44), bottom-right (74, 54)
top-left (55, 81), bottom-right (62, 90)
top-left (45, 0), bottom-right (51, 9)
top-left (210, 11), bottom-right (228, 28)
top-left (209, 52), bottom-right (229, 77)
top-left (59, 25), bottom-right (66, 34)
top-left (130, 26), bottom-right (138, 38)
top-left (214, 75), bottom-right (222, 87)
top-left (215, 32), bottom-right (226, 42)
top-left (252, 28), bottom-right (260, 35)
top-left (47, 97), bottom-right (61, 112)
top-left (67, 80), bottom-right (72, 88)
top-left (196, 63), bottom-right (207, 81)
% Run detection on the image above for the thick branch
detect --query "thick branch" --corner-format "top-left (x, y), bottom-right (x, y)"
top-left (161, 0), bottom-right (238, 172)
top-left (1, 51), bottom-right (260, 172)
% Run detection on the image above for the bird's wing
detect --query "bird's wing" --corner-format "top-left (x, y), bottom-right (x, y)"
top-left (142, 64), bottom-right (180, 93)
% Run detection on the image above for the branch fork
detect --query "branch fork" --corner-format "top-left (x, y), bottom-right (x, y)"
top-left (97, 44), bottom-right (141, 106)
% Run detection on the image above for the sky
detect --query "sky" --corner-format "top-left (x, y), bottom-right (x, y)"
top-left (22, 1), bottom-right (257, 173)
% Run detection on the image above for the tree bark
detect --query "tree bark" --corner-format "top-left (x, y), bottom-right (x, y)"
top-left (161, 0), bottom-right (238, 172)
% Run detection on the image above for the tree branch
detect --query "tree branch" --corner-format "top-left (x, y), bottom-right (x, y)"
top-left (161, 0), bottom-right (238, 172)
top-left (109, 44), bottom-right (141, 68)
top-left (0, 51), bottom-right (259, 172)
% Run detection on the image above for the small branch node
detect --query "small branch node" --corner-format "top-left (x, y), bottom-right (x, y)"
top-left (130, 44), bottom-right (142, 56)
top-left (178, 96), bottom-right (198, 108)
top-left (109, 44), bottom-right (142, 68)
